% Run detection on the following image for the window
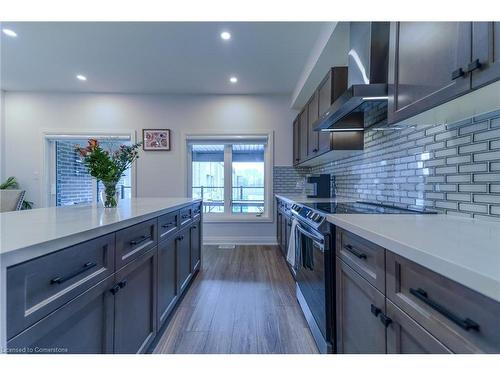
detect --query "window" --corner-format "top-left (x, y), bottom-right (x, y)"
top-left (231, 144), bottom-right (264, 213)
top-left (187, 135), bottom-right (272, 220)
top-left (191, 145), bottom-right (225, 213)
top-left (46, 135), bottom-right (134, 206)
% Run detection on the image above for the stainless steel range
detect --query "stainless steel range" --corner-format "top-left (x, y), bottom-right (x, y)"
top-left (290, 200), bottom-right (436, 354)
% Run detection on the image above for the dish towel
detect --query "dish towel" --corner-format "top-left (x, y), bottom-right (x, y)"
top-left (287, 218), bottom-right (298, 268)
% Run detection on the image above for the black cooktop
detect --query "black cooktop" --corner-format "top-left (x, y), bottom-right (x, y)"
top-left (299, 201), bottom-right (437, 215)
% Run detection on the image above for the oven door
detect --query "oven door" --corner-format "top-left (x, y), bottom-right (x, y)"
top-left (295, 223), bottom-right (329, 349)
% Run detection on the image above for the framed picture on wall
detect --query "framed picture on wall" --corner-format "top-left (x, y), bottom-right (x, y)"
top-left (142, 129), bottom-right (171, 151)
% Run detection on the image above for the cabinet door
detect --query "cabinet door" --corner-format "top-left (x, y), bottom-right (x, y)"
top-left (7, 276), bottom-right (115, 354)
top-left (190, 220), bottom-right (201, 272)
top-left (292, 116), bottom-right (301, 165)
top-left (276, 210), bottom-right (283, 251)
top-left (307, 92), bottom-right (319, 157)
top-left (176, 227), bottom-right (192, 294)
top-left (317, 67), bottom-right (347, 154)
top-left (158, 237), bottom-right (177, 328)
top-left (386, 300), bottom-right (452, 354)
top-left (336, 259), bottom-right (386, 353)
top-left (299, 108), bottom-right (308, 161)
top-left (472, 22), bottom-right (500, 89)
top-left (318, 70), bottom-right (333, 117)
top-left (114, 249), bottom-right (157, 354)
top-left (388, 22), bottom-right (472, 124)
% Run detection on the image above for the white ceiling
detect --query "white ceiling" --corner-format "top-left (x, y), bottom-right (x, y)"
top-left (0, 22), bottom-right (326, 95)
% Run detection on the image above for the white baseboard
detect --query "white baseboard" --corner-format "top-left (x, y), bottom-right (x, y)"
top-left (203, 236), bottom-right (278, 246)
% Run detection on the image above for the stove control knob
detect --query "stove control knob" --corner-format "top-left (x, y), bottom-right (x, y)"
top-left (314, 214), bottom-right (323, 223)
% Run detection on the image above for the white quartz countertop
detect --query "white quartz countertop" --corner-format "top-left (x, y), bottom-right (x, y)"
top-left (275, 194), bottom-right (356, 204)
top-left (0, 198), bottom-right (200, 267)
top-left (327, 213), bottom-right (500, 303)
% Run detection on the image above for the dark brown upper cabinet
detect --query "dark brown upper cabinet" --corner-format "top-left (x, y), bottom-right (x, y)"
top-left (307, 92), bottom-right (319, 157)
top-left (388, 22), bottom-right (472, 124)
top-left (317, 67), bottom-right (349, 155)
top-left (299, 108), bottom-right (308, 162)
top-left (472, 22), bottom-right (500, 89)
top-left (292, 67), bottom-right (354, 165)
top-left (292, 115), bottom-right (300, 165)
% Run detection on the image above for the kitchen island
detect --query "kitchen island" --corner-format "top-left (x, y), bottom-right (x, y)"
top-left (0, 198), bottom-right (202, 353)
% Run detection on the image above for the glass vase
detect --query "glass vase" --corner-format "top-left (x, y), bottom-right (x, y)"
top-left (100, 181), bottom-right (120, 208)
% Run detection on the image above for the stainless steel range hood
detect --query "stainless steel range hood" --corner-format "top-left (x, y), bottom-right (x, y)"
top-left (314, 22), bottom-right (390, 132)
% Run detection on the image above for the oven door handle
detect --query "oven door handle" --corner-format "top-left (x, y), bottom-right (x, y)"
top-left (296, 224), bottom-right (325, 249)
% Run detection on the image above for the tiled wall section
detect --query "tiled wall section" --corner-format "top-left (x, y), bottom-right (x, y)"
top-left (273, 166), bottom-right (312, 196)
top-left (280, 108), bottom-right (500, 221)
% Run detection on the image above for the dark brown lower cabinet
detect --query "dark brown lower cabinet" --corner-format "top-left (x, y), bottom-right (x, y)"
top-left (386, 300), bottom-right (452, 354)
top-left (157, 237), bottom-right (177, 328)
top-left (336, 259), bottom-right (386, 354)
top-left (176, 227), bottom-right (192, 294)
top-left (7, 276), bottom-right (115, 354)
top-left (190, 220), bottom-right (201, 273)
top-left (114, 249), bottom-right (157, 354)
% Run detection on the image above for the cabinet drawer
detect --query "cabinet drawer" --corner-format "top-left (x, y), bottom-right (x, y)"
top-left (179, 206), bottom-right (192, 227)
top-left (7, 233), bottom-right (115, 339)
top-left (386, 251), bottom-right (500, 353)
top-left (7, 275), bottom-right (115, 354)
top-left (192, 201), bottom-right (202, 219)
top-left (386, 300), bottom-right (452, 354)
top-left (158, 211), bottom-right (179, 241)
top-left (336, 229), bottom-right (385, 292)
top-left (116, 218), bottom-right (157, 269)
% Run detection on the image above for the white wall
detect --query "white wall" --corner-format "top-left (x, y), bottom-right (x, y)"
top-left (3, 92), bottom-right (296, 243)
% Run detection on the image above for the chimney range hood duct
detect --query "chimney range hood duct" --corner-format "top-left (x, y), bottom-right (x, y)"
top-left (314, 22), bottom-right (390, 132)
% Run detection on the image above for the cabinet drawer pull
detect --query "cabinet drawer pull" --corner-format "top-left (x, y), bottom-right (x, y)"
top-left (451, 67), bottom-right (465, 80)
top-left (409, 288), bottom-right (480, 331)
top-left (162, 222), bottom-right (175, 228)
top-left (370, 304), bottom-right (381, 317)
top-left (379, 313), bottom-right (392, 327)
top-left (118, 279), bottom-right (128, 289)
top-left (344, 244), bottom-right (367, 259)
top-left (176, 235), bottom-right (184, 241)
top-left (191, 225), bottom-right (197, 230)
top-left (110, 284), bottom-right (121, 295)
top-left (466, 59), bottom-right (482, 73)
top-left (130, 235), bottom-right (151, 246)
top-left (313, 148), bottom-right (318, 153)
top-left (50, 262), bottom-right (97, 285)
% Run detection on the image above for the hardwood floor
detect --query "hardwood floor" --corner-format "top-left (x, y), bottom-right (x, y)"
top-left (153, 245), bottom-right (319, 354)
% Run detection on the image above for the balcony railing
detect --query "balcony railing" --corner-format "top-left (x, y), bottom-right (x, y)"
top-left (192, 186), bottom-right (264, 213)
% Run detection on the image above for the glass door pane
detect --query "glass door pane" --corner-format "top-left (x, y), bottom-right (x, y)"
top-left (191, 145), bottom-right (225, 213)
top-left (55, 139), bottom-right (132, 206)
top-left (231, 144), bottom-right (265, 214)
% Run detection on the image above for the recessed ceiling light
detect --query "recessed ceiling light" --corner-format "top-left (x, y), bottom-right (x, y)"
top-left (76, 74), bottom-right (87, 81)
top-left (229, 76), bottom-right (238, 84)
top-left (220, 31), bottom-right (231, 40)
top-left (2, 29), bottom-right (17, 38)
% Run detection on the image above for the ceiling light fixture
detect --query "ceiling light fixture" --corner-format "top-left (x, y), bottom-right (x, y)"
top-left (2, 28), bottom-right (17, 37)
top-left (220, 31), bottom-right (231, 40)
top-left (76, 74), bottom-right (87, 81)
top-left (229, 76), bottom-right (238, 83)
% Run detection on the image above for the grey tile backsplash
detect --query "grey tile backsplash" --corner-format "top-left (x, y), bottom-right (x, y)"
top-left (274, 108), bottom-right (500, 221)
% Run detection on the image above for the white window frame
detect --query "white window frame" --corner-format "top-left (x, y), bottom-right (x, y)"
top-left (185, 131), bottom-right (274, 223)
top-left (42, 130), bottom-right (138, 207)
